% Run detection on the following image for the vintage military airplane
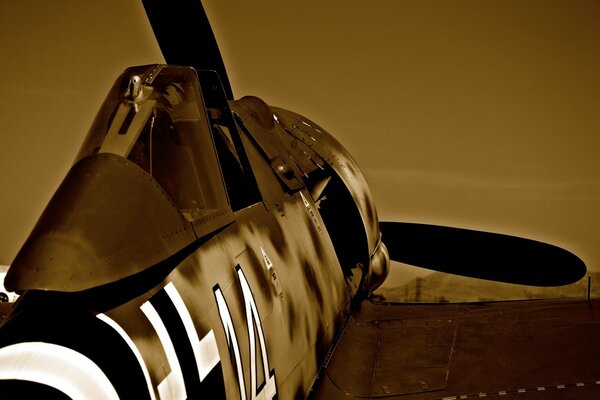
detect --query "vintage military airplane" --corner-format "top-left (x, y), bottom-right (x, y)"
top-left (0, 0), bottom-right (594, 399)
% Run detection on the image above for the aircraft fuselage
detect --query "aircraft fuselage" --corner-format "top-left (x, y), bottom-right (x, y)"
top-left (0, 65), bottom-right (388, 399)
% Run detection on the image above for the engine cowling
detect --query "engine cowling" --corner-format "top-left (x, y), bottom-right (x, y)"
top-left (231, 97), bottom-right (389, 295)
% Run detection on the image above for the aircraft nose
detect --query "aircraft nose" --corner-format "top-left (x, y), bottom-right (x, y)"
top-left (5, 154), bottom-right (196, 293)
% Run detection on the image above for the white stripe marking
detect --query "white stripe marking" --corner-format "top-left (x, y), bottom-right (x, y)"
top-left (141, 301), bottom-right (186, 400)
top-left (197, 330), bottom-right (220, 381)
top-left (518, 389), bottom-right (526, 393)
top-left (0, 342), bottom-right (119, 400)
top-left (97, 313), bottom-right (156, 400)
top-left (164, 283), bottom-right (219, 381)
top-left (557, 384), bottom-right (565, 389)
top-left (498, 390), bottom-right (506, 395)
top-left (214, 287), bottom-right (246, 400)
top-left (537, 386), bottom-right (546, 391)
top-left (576, 382), bottom-right (585, 387)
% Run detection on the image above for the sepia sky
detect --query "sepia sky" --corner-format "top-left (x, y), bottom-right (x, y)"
top-left (0, 0), bottom-right (598, 280)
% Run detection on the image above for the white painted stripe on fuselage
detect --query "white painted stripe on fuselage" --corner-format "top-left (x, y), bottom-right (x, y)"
top-left (163, 282), bottom-right (220, 382)
top-left (198, 330), bottom-right (220, 381)
top-left (96, 313), bottom-right (157, 400)
top-left (0, 341), bottom-right (119, 400)
top-left (141, 300), bottom-right (186, 400)
top-left (214, 286), bottom-right (247, 400)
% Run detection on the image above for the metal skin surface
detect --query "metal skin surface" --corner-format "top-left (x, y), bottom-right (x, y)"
top-left (0, 65), bottom-right (379, 399)
top-left (272, 108), bottom-right (381, 260)
top-left (271, 108), bottom-right (387, 291)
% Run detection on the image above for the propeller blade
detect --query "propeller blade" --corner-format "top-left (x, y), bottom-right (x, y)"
top-left (141, 0), bottom-right (234, 99)
top-left (379, 222), bottom-right (586, 286)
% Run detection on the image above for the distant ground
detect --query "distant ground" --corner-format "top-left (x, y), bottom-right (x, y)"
top-left (373, 270), bottom-right (600, 303)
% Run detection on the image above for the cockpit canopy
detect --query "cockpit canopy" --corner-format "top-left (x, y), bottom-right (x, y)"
top-left (77, 64), bottom-right (228, 222)
top-left (7, 65), bottom-right (260, 293)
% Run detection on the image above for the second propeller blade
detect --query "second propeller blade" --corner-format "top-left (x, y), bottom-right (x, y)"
top-left (380, 222), bottom-right (586, 287)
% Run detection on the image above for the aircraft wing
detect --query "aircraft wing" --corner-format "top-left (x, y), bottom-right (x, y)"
top-left (311, 298), bottom-right (600, 399)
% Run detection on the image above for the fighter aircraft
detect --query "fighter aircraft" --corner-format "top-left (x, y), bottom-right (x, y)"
top-left (0, 0), bottom-right (595, 399)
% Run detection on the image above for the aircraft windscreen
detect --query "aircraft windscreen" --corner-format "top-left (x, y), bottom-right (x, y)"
top-left (76, 65), bottom-right (229, 222)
